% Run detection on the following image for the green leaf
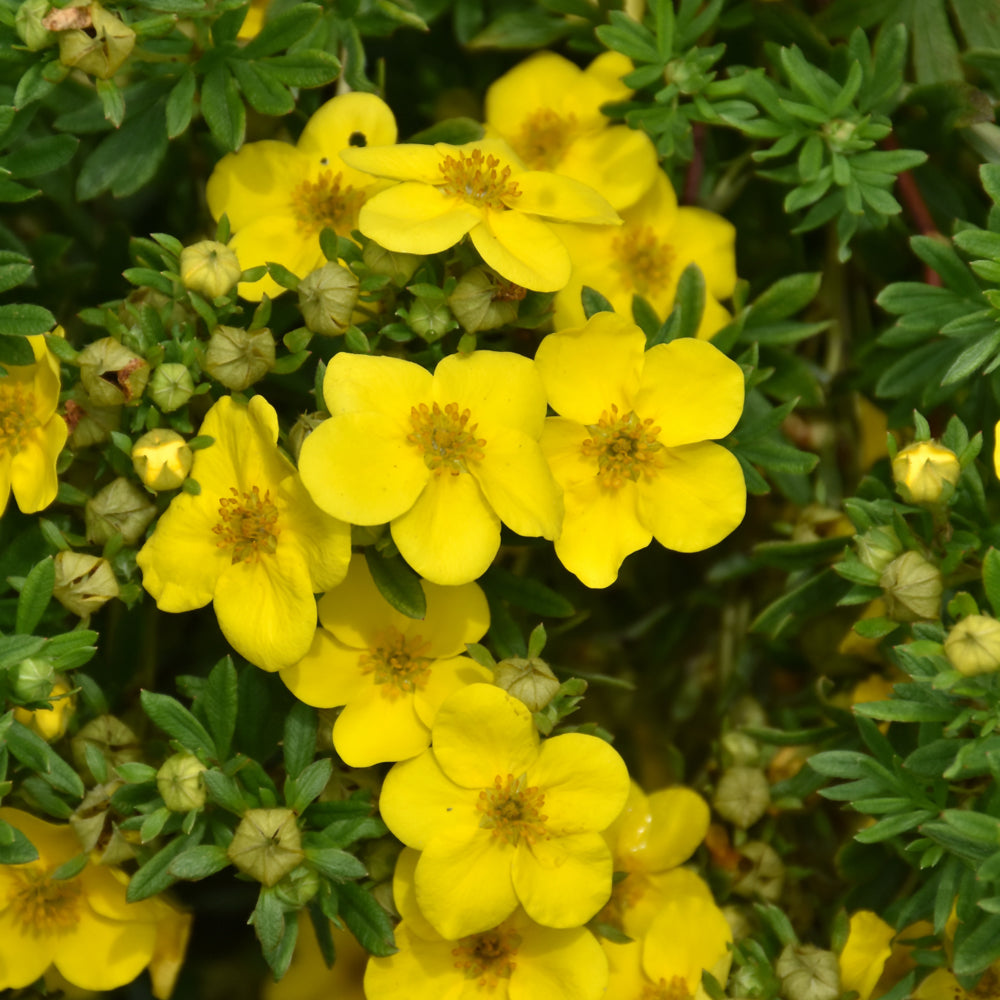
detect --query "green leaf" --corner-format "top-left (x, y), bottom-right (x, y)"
top-left (251, 887), bottom-right (286, 956)
top-left (264, 50), bottom-right (341, 88)
top-left (203, 769), bottom-right (249, 814)
top-left (283, 702), bottom-right (317, 781)
top-left (141, 690), bottom-right (218, 758)
top-left (0, 134), bottom-right (77, 179)
top-left (201, 65), bottom-right (246, 153)
top-left (853, 699), bottom-right (954, 723)
top-left (853, 809), bottom-right (936, 843)
top-left (337, 882), bottom-right (397, 956)
top-left (200, 657), bottom-right (238, 761)
top-left (16, 557), bottom-right (54, 635)
top-left (954, 913), bottom-right (1000, 979)
top-left (168, 844), bottom-right (230, 880)
top-left (0, 303), bottom-right (56, 337)
top-left (76, 104), bottom-right (169, 200)
top-left (747, 273), bottom-right (821, 325)
top-left (6, 720), bottom-right (84, 799)
top-left (482, 566), bottom-right (573, 618)
top-left (0, 251), bottom-right (34, 293)
top-left (306, 846), bottom-right (368, 880)
top-left (0, 821), bottom-right (39, 864)
top-left (96, 79), bottom-right (125, 129)
top-left (364, 547), bottom-right (426, 620)
top-left (165, 70), bottom-right (197, 139)
top-left (126, 835), bottom-right (192, 902)
top-left (468, 9), bottom-right (566, 48)
top-left (581, 286), bottom-right (614, 319)
top-left (286, 758), bottom-right (332, 813)
top-left (0, 334), bottom-right (34, 367)
top-left (241, 4), bottom-right (321, 58)
top-left (230, 59), bottom-right (294, 116)
top-left (983, 548), bottom-right (1000, 616)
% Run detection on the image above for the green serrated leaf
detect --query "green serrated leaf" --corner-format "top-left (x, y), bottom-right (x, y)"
top-left (141, 690), bottom-right (218, 758)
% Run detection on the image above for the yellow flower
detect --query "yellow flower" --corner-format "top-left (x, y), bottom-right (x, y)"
top-left (136, 395), bottom-right (351, 672)
top-left (0, 807), bottom-right (192, 995)
top-left (600, 781), bottom-right (713, 937)
top-left (340, 137), bottom-right (620, 291)
top-left (237, 0), bottom-right (271, 39)
top-left (378, 683), bottom-right (630, 939)
top-left (263, 916), bottom-right (368, 1000)
top-left (839, 910), bottom-right (896, 1000)
top-left (365, 847), bottom-right (609, 1000)
top-left (485, 51), bottom-right (658, 212)
top-left (602, 887), bottom-right (733, 1000)
top-left (13, 678), bottom-right (76, 742)
top-left (553, 171), bottom-right (737, 338)
top-left (297, 350), bottom-right (562, 586)
top-left (534, 312), bottom-right (746, 588)
top-left (206, 92), bottom-right (397, 301)
top-left (0, 334), bottom-right (67, 516)
top-left (280, 559), bottom-right (492, 766)
top-left (892, 439), bottom-right (960, 505)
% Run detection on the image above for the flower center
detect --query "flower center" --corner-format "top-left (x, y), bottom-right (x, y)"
top-left (438, 148), bottom-right (521, 211)
top-left (642, 976), bottom-right (692, 1000)
top-left (511, 108), bottom-right (579, 170)
top-left (477, 773), bottom-right (549, 847)
top-left (213, 486), bottom-right (281, 563)
top-left (580, 405), bottom-right (665, 490)
top-left (11, 867), bottom-right (83, 933)
top-left (290, 170), bottom-right (365, 237)
top-left (972, 968), bottom-right (1000, 999)
top-left (408, 401), bottom-right (486, 476)
top-left (0, 380), bottom-right (41, 456)
top-left (612, 225), bottom-right (675, 297)
top-left (357, 627), bottom-right (432, 700)
top-left (452, 921), bottom-right (522, 988)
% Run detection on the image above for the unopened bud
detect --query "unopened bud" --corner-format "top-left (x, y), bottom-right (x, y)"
top-left (945, 614), bottom-right (1000, 676)
top-left (11, 656), bottom-right (55, 702)
top-left (892, 440), bottom-right (960, 505)
top-left (406, 297), bottom-right (455, 342)
top-left (776, 944), bottom-right (841, 1000)
top-left (14, 678), bottom-right (75, 742)
top-left (72, 715), bottom-right (142, 782)
top-left (180, 240), bottom-right (242, 299)
top-left (86, 477), bottom-right (157, 546)
top-left (65, 390), bottom-right (121, 448)
top-left (879, 551), bottom-right (942, 623)
top-left (57, 2), bottom-right (136, 79)
top-left (721, 732), bottom-right (761, 768)
top-left (78, 337), bottom-right (149, 407)
top-left (713, 767), bottom-right (770, 829)
top-left (273, 865), bottom-right (320, 908)
top-left (157, 753), bottom-right (207, 812)
top-left (298, 262), bottom-right (359, 336)
top-left (856, 526), bottom-right (902, 574)
top-left (492, 656), bottom-right (560, 712)
top-left (203, 325), bottom-right (275, 391)
top-left (288, 412), bottom-right (327, 462)
top-left (53, 551), bottom-right (119, 618)
top-left (228, 808), bottom-right (304, 886)
top-left (732, 841), bottom-right (784, 902)
top-left (362, 242), bottom-right (422, 285)
top-left (449, 267), bottom-right (524, 333)
top-left (132, 428), bottom-right (193, 491)
top-left (149, 363), bottom-right (195, 413)
top-left (16, 0), bottom-right (55, 50)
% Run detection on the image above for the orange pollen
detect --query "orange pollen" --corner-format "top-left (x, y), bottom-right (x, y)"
top-left (641, 976), bottom-right (693, 1000)
top-left (477, 773), bottom-right (548, 846)
top-left (580, 404), bottom-right (664, 490)
top-left (357, 627), bottom-right (432, 700)
top-left (437, 148), bottom-right (521, 211)
top-left (0, 380), bottom-right (40, 456)
top-left (11, 867), bottom-right (83, 932)
top-left (512, 108), bottom-right (578, 170)
top-left (290, 169), bottom-right (365, 236)
top-left (452, 922), bottom-right (522, 988)
top-left (612, 225), bottom-right (675, 297)
top-left (407, 401), bottom-right (486, 476)
top-left (213, 485), bottom-right (280, 563)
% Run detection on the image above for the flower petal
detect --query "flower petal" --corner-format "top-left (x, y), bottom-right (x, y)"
top-left (55, 909), bottom-right (158, 992)
top-left (318, 558), bottom-right (411, 648)
top-left (414, 656), bottom-right (494, 728)
top-left (539, 417), bottom-right (593, 490)
top-left (0, 905), bottom-right (55, 987)
top-left (431, 683), bottom-right (539, 789)
top-left (416, 826), bottom-right (519, 938)
top-left (364, 923), bottom-right (460, 1000)
top-left (840, 911), bottom-right (895, 1000)
top-left (470, 212), bottom-right (570, 292)
top-left (513, 832), bottom-right (613, 928)
top-left (357, 183), bottom-right (480, 254)
top-left (392, 847), bottom-right (443, 941)
top-left (534, 312), bottom-right (645, 424)
top-left (623, 868), bottom-right (714, 939)
top-left (324, 351), bottom-right (434, 420)
top-left (559, 126), bottom-right (659, 212)
top-left (10, 415), bottom-right (66, 514)
top-left (638, 442), bottom-right (747, 553)
top-left (339, 143), bottom-right (447, 183)
top-left (297, 92), bottom-right (398, 168)
top-left (640, 895), bottom-right (733, 992)
top-left (277, 475), bottom-right (352, 594)
top-left (640, 787), bottom-right (711, 869)
top-left (672, 206), bottom-right (737, 299)
top-left (279, 628), bottom-right (367, 708)
top-left (634, 337), bottom-right (745, 446)
top-left (390, 472), bottom-right (501, 586)
top-left (510, 923), bottom-right (608, 1000)
top-left (530, 732), bottom-right (629, 834)
top-left (230, 215), bottom-right (324, 302)
top-left (418, 581), bottom-right (491, 657)
top-left (333, 687), bottom-right (430, 767)
top-left (0, 808), bottom-right (78, 867)
top-left (515, 172), bottom-right (620, 225)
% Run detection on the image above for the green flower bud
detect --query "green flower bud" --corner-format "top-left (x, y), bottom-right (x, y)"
top-left (86, 477), bottom-right (158, 546)
top-left (856, 525), bottom-right (903, 574)
top-left (16, 0), bottom-right (56, 50)
top-left (449, 267), bottom-right (524, 333)
top-left (362, 241), bottom-right (422, 285)
top-left (287, 411), bottom-right (327, 462)
top-left (156, 753), bottom-right (207, 812)
top-left (492, 656), bottom-right (560, 712)
top-left (149, 363), bottom-right (195, 413)
top-left (228, 808), bottom-right (304, 887)
top-left (72, 715), bottom-right (142, 783)
top-left (720, 732), bottom-right (761, 768)
top-left (273, 865), bottom-right (320, 908)
top-left (57, 2), bottom-right (136, 79)
top-left (298, 262), bottom-right (360, 336)
top-left (406, 297), bottom-right (456, 342)
top-left (78, 337), bottom-right (149, 407)
top-left (53, 551), bottom-right (120, 618)
top-left (203, 326), bottom-right (275, 391)
top-left (14, 677), bottom-right (75, 742)
top-left (879, 551), bottom-right (942, 623)
top-left (776, 944), bottom-right (841, 1000)
top-left (945, 614), bottom-right (1000, 677)
top-left (732, 841), bottom-right (784, 902)
top-left (713, 767), bottom-right (770, 829)
top-left (12, 657), bottom-right (56, 702)
top-left (66, 389), bottom-right (121, 449)
top-left (892, 440), bottom-right (961, 505)
top-left (180, 240), bottom-right (242, 299)
top-left (132, 428), bottom-right (193, 491)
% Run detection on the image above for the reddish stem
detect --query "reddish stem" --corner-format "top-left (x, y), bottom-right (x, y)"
top-left (683, 122), bottom-right (706, 204)
top-left (883, 133), bottom-right (941, 285)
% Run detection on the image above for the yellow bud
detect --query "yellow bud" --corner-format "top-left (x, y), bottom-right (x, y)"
top-left (492, 656), bottom-right (560, 712)
top-left (57, 2), bottom-right (135, 79)
top-left (228, 808), bottom-right (304, 886)
top-left (892, 440), bottom-right (960, 505)
top-left (180, 240), bottom-right (242, 299)
top-left (879, 551), bottom-right (942, 623)
top-left (944, 614), bottom-right (1000, 676)
top-left (203, 325), bottom-right (275, 391)
top-left (298, 262), bottom-right (360, 336)
top-left (53, 551), bottom-right (120, 618)
top-left (132, 428), bottom-right (193, 491)
top-left (78, 337), bottom-right (149, 407)
top-left (156, 752), bottom-right (207, 812)
top-left (14, 679), bottom-right (75, 742)
top-left (86, 477), bottom-right (157, 546)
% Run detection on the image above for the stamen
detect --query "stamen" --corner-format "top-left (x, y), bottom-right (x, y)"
top-left (11, 867), bottom-right (83, 932)
top-left (407, 401), bottom-right (486, 476)
top-left (512, 108), bottom-right (579, 170)
top-left (612, 226), bottom-right (675, 297)
top-left (437, 149), bottom-right (521, 211)
top-left (290, 170), bottom-right (365, 237)
top-left (0, 380), bottom-right (41, 457)
top-left (357, 627), bottom-right (432, 700)
top-left (642, 976), bottom-right (693, 1000)
top-left (452, 921), bottom-right (522, 988)
top-left (213, 486), bottom-right (281, 563)
top-left (580, 404), bottom-right (665, 490)
top-left (477, 773), bottom-right (549, 847)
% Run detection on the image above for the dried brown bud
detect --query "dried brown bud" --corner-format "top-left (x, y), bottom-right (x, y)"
top-left (78, 337), bottom-right (149, 407)
top-left (57, 2), bottom-right (136, 79)
top-left (53, 551), bottom-right (119, 618)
